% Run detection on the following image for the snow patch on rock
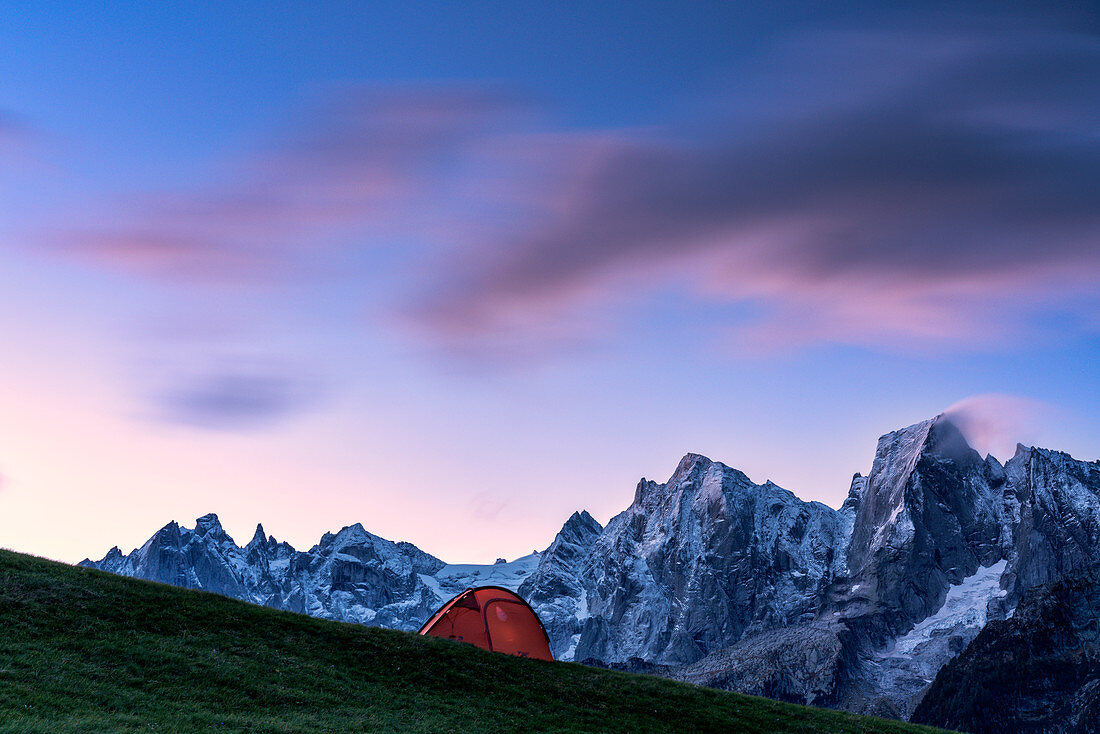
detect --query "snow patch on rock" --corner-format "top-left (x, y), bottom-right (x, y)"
top-left (892, 560), bottom-right (1008, 656)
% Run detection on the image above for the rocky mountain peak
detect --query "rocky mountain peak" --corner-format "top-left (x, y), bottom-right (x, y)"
top-left (923, 416), bottom-right (985, 466)
top-left (338, 522), bottom-right (369, 540)
top-left (631, 477), bottom-right (662, 506)
top-left (668, 452), bottom-right (749, 489)
top-left (315, 523), bottom-right (371, 550)
top-left (517, 506), bottom-right (606, 660)
top-left (194, 513), bottom-right (225, 538)
top-left (675, 451), bottom-right (713, 473)
top-left (841, 473), bottom-right (868, 513)
top-left (101, 546), bottom-right (123, 564)
top-left (560, 510), bottom-right (602, 539)
top-left (847, 416), bottom-right (979, 573)
top-left (247, 523), bottom-right (267, 548)
top-left (566, 508), bottom-right (594, 523)
top-left (631, 453), bottom-right (757, 512)
top-left (573, 447), bottom-right (852, 666)
top-left (147, 520), bottom-right (183, 549)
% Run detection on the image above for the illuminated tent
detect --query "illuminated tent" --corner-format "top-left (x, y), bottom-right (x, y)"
top-left (418, 586), bottom-right (554, 661)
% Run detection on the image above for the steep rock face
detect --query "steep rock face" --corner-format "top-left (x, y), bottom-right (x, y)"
top-left (842, 418), bottom-right (1005, 643)
top-left (912, 563), bottom-right (1100, 733)
top-left (1001, 446), bottom-right (1100, 603)
top-left (284, 523), bottom-right (445, 628)
top-left (674, 620), bottom-right (851, 707)
top-left (106, 514), bottom-right (257, 599)
top-left (834, 419), bottom-right (1100, 719)
top-left (241, 523), bottom-right (299, 608)
top-left (820, 417), bottom-right (1011, 718)
top-left (571, 453), bottom-right (851, 665)
top-left (518, 510), bottom-right (603, 660)
top-left (668, 417), bottom-right (1100, 720)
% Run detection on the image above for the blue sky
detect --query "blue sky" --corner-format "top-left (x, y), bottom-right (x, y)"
top-left (1, 1), bottom-right (1098, 564)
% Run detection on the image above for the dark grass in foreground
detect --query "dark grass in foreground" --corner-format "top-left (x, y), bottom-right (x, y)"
top-left (0, 550), bottom-right (953, 733)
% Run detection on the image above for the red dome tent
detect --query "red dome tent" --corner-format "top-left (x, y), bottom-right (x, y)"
top-left (418, 586), bottom-right (554, 661)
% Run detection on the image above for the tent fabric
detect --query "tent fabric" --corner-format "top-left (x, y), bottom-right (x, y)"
top-left (418, 586), bottom-right (554, 661)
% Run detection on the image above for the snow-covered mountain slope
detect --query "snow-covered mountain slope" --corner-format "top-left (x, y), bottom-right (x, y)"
top-left (81, 414), bottom-right (1100, 722)
top-left (425, 552), bottom-right (541, 600)
top-left (518, 510), bottom-right (603, 660)
top-left (83, 515), bottom-right (451, 631)
top-left (565, 453), bottom-right (852, 665)
top-left (912, 561), bottom-right (1100, 733)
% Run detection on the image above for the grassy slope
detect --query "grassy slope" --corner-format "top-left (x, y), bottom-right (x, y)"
top-left (0, 550), bottom-right (952, 733)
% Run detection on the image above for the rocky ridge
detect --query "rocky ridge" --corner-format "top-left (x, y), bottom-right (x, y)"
top-left (83, 514), bottom-right (528, 631)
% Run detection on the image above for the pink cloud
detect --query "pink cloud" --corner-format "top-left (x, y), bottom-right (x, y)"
top-left (53, 86), bottom-right (528, 281)
top-left (400, 26), bottom-right (1100, 358)
top-left (943, 394), bottom-right (1055, 460)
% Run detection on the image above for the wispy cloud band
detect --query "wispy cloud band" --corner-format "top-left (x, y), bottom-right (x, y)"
top-left (46, 17), bottom-right (1100, 360)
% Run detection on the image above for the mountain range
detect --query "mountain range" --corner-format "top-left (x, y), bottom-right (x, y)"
top-left (81, 414), bottom-right (1100, 726)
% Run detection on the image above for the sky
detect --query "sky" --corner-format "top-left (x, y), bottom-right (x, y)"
top-left (1, 1), bottom-right (1099, 565)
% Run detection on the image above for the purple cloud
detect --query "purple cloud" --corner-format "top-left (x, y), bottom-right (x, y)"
top-left (405, 24), bottom-right (1100, 355)
top-left (47, 16), bottom-right (1100, 359)
top-left (157, 369), bottom-right (317, 430)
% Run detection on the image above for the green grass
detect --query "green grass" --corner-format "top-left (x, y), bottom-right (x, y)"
top-left (0, 549), bottom-right (953, 733)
